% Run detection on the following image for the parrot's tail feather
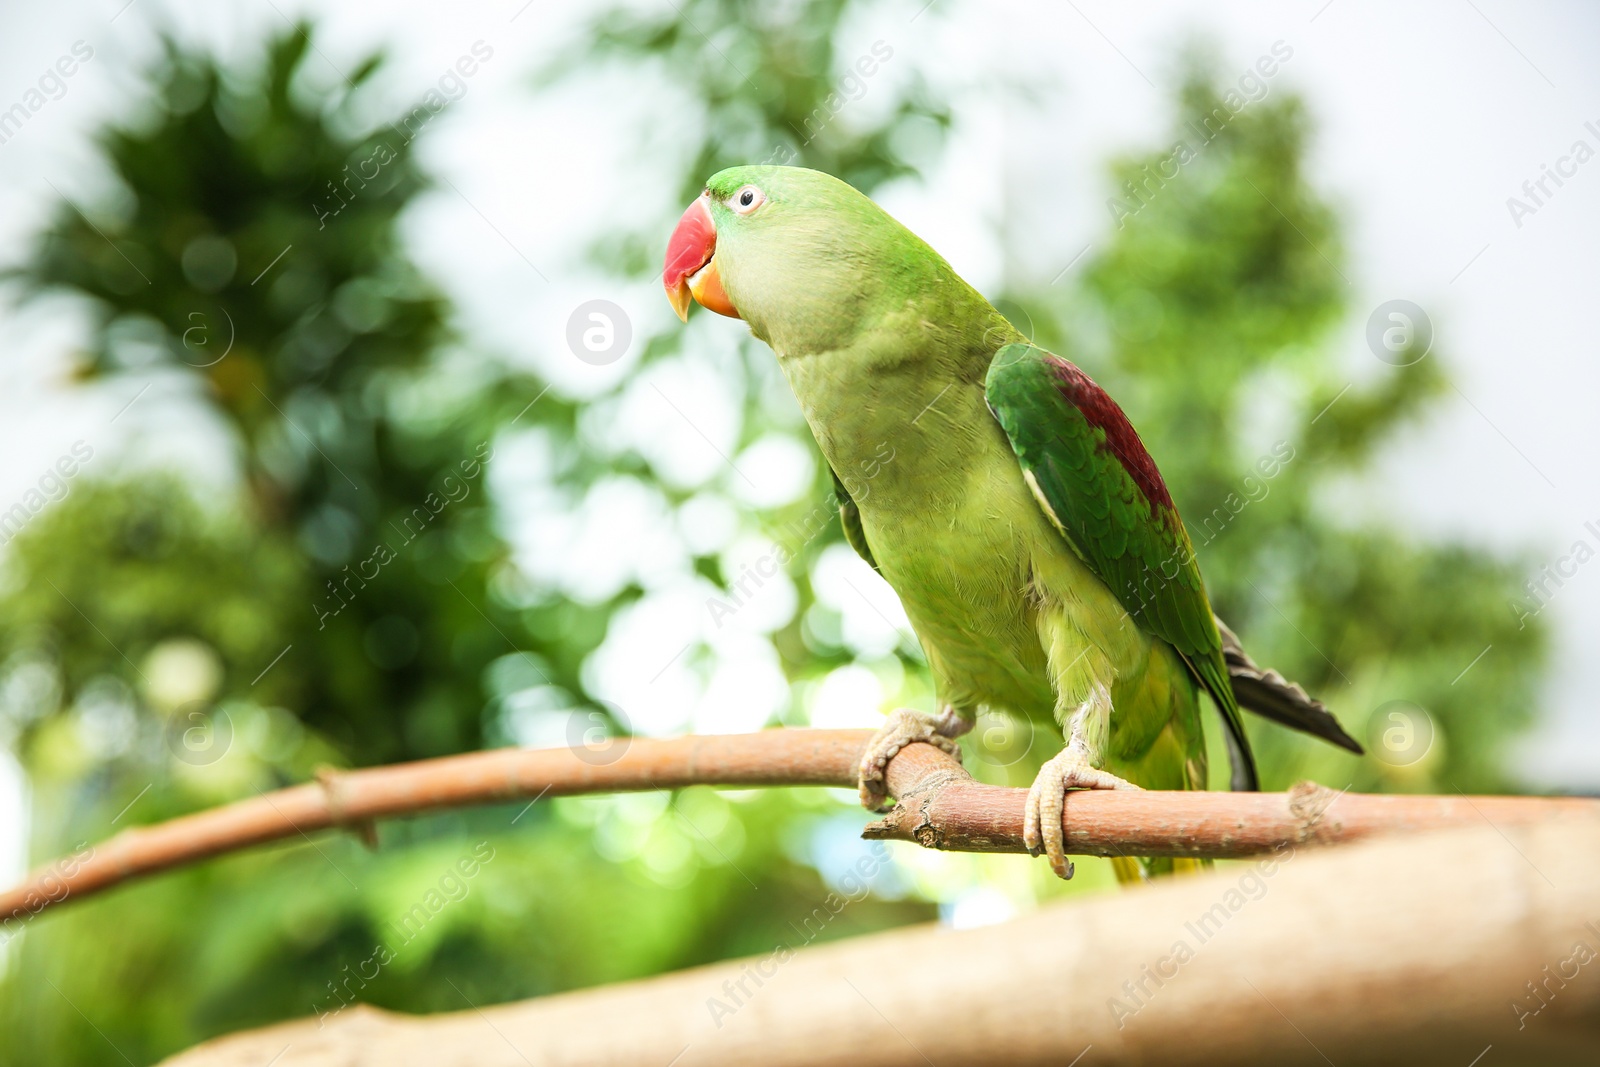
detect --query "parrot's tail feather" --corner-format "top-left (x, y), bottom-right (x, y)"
top-left (1214, 615), bottom-right (1365, 755)
top-left (1110, 857), bottom-right (1144, 885)
top-left (1111, 855), bottom-right (1211, 884)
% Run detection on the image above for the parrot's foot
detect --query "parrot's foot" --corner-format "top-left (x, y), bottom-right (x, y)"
top-left (857, 707), bottom-right (970, 813)
top-left (1025, 748), bottom-right (1141, 880)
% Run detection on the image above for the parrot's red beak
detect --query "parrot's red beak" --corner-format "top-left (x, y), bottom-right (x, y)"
top-left (664, 194), bottom-right (739, 322)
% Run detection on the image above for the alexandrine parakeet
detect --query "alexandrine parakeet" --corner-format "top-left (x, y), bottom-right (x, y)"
top-left (663, 166), bottom-right (1360, 879)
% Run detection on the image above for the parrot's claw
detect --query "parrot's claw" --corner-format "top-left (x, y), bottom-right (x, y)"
top-left (857, 707), bottom-right (970, 812)
top-left (1025, 748), bottom-right (1141, 880)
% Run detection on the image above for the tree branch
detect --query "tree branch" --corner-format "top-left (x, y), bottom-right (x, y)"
top-left (158, 812), bottom-right (1600, 1066)
top-left (863, 743), bottom-right (1596, 857)
top-left (3, 728), bottom-right (1593, 928)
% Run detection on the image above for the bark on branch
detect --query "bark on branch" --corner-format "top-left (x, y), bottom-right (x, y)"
top-left (3, 728), bottom-right (1594, 928)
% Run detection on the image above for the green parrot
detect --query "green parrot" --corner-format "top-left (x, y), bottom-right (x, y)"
top-left (663, 165), bottom-right (1360, 880)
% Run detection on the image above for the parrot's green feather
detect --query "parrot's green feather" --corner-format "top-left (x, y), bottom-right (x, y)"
top-left (986, 344), bottom-right (1257, 790)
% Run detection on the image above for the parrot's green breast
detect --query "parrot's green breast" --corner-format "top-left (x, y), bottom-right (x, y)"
top-left (779, 334), bottom-right (1186, 774)
top-left (853, 390), bottom-right (1060, 719)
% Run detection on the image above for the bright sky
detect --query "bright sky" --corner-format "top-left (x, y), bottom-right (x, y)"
top-left (2, 0), bottom-right (1598, 888)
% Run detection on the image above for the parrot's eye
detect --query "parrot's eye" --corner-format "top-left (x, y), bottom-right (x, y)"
top-left (731, 185), bottom-right (766, 214)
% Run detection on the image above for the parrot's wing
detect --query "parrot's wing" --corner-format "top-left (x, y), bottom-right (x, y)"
top-left (985, 342), bottom-right (1258, 791)
top-left (830, 465), bottom-right (880, 573)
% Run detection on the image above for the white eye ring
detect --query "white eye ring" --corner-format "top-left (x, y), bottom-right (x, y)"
top-left (731, 185), bottom-right (765, 214)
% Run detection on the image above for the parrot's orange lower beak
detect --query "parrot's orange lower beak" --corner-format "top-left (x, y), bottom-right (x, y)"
top-left (664, 195), bottom-right (739, 321)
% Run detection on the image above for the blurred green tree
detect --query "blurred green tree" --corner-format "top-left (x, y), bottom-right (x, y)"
top-left (4, 29), bottom-right (560, 765)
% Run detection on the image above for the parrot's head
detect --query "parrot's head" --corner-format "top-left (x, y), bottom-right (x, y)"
top-left (663, 165), bottom-right (941, 354)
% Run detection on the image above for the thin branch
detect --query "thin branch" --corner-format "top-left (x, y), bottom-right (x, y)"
top-left (3, 729), bottom-right (1594, 927)
top-left (862, 743), bottom-right (1595, 858)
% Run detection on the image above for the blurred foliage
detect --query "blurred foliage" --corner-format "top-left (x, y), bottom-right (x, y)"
top-left (2, 27), bottom-right (560, 765)
top-left (0, 8), bottom-right (948, 1063)
top-left (0, 7), bottom-right (1548, 1067)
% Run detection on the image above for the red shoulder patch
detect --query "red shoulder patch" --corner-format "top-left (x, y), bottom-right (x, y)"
top-left (1043, 355), bottom-right (1176, 511)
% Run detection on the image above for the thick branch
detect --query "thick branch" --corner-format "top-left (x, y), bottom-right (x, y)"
top-left (4, 728), bottom-right (1594, 927)
top-left (160, 813), bottom-right (1600, 1066)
